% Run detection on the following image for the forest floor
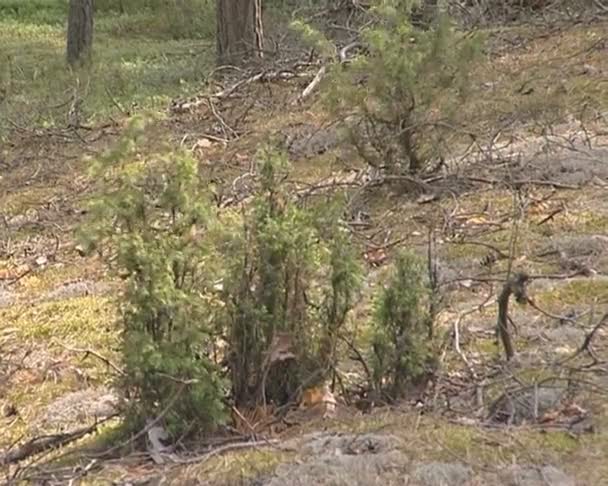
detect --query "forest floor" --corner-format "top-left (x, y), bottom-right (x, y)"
top-left (1, 4), bottom-right (608, 485)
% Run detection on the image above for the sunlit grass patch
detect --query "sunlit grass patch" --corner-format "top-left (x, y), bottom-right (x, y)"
top-left (171, 448), bottom-right (294, 485)
top-left (0, 185), bottom-right (62, 216)
top-left (465, 22), bottom-right (608, 133)
top-left (535, 278), bottom-right (608, 310)
top-left (2, 295), bottom-right (118, 348)
top-left (15, 260), bottom-right (107, 296)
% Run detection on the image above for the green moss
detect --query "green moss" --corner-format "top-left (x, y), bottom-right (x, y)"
top-left (168, 448), bottom-right (295, 485)
top-left (473, 338), bottom-right (498, 354)
top-left (0, 186), bottom-right (60, 216)
top-left (16, 261), bottom-right (105, 296)
top-left (1, 295), bottom-right (119, 349)
top-left (573, 212), bottom-right (608, 233)
top-left (536, 279), bottom-right (608, 308)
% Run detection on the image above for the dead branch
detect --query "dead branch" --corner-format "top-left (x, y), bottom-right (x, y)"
top-left (206, 98), bottom-right (237, 139)
top-left (171, 68), bottom-right (311, 113)
top-left (560, 312), bottom-right (608, 365)
top-left (297, 65), bottom-right (327, 103)
top-left (90, 382), bottom-right (188, 459)
top-left (453, 291), bottom-right (496, 379)
top-left (526, 298), bottom-right (582, 324)
top-left (54, 341), bottom-right (125, 376)
top-left (497, 272), bottom-right (530, 361)
top-left (578, 312), bottom-right (608, 354)
top-left (338, 333), bottom-right (372, 384)
top-left (0, 419), bottom-right (109, 466)
top-left (465, 176), bottom-right (579, 190)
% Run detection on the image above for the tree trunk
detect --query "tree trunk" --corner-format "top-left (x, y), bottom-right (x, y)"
top-left (216, 0), bottom-right (263, 65)
top-left (67, 0), bottom-right (93, 66)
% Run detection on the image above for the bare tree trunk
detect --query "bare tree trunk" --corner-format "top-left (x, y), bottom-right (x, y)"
top-left (216, 0), bottom-right (263, 65)
top-left (67, 0), bottom-right (93, 66)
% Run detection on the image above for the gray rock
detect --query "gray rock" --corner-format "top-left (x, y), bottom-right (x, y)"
top-left (34, 387), bottom-right (119, 434)
top-left (301, 432), bottom-right (402, 456)
top-left (42, 280), bottom-right (110, 302)
top-left (265, 450), bottom-right (409, 486)
top-left (412, 462), bottom-right (473, 486)
top-left (488, 385), bottom-right (566, 425)
top-left (500, 465), bottom-right (575, 486)
top-left (285, 124), bottom-right (341, 159)
top-left (0, 287), bottom-right (16, 308)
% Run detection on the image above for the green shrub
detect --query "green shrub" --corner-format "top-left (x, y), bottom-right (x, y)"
top-left (82, 117), bottom-right (226, 436)
top-left (317, 204), bottom-right (363, 376)
top-left (81, 126), bottom-right (362, 431)
top-left (223, 150), bottom-right (362, 406)
top-left (324, 0), bottom-right (482, 174)
top-left (370, 250), bottom-right (433, 399)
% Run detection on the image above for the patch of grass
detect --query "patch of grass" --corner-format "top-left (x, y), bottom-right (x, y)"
top-left (535, 279), bottom-right (608, 309)
top-left (0, 185), bottom-right (61, 216)
top-left (15, 260), bottom-right (106, 296)
top-left (174, 448), bottom-right (294, 485)
top-left (425, 419), bottom-right (580, 466)
top-left (465, 23), bottom-right (608, 132)
top-left (472, 337), bottom-right (498, 355)
top-left (2, 295), bottom-right (118, 348)
top-left (567, 211), bottom-right (608, 234)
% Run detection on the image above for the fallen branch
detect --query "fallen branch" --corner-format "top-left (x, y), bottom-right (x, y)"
top-left (54, 340), bottom-right (125, 376)
top-left (465, 176), bottom-right (579, 190)
top-left (0, 420), bottom-right (109, 466)
top-left (577, 312), bottom-right (608, 355)
top-left (526, 298), bottom-right (581, 324)
top-left (91, 382), bottom-right (188, 459)
top-left (171, 68), bottom-right (311, 113)
top-left (560, 312), bottom-right (608, 365)
top-left (297, 65), bottom-right (327, 103)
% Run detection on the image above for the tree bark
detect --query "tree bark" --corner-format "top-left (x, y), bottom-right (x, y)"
top-left (67, 0), bottom-right (93, 66)
top-left (216, 0), bottom-right (263, 65)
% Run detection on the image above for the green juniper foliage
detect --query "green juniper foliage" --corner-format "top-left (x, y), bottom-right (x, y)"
top-left (82, 123), bottom-right (362, 429)
top-left (371, 250), bottom-right (432, 399)
top-left (316, 202), bottom-right (363, 376)
top-left (324, 0), bottom-right (482, 174)
top-left (223, 150), bottom-right (362, 406)
top-left (82, 117), bottom-right (226, 436)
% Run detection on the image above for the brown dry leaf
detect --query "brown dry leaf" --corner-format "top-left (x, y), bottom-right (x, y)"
top-left (195, 138), bottom-right (214, 149)
top-left (232, 404), bottom-right (274, 435)
top-left (300, 384), bottom-right (337, 419)
top-left (562, 403), bottom-right (587, 417)
top-left (466, 216), bottom-right (490, 226)
top-left (300, 386), bottom-right (325, 408)
top-left (364, 248), bottom-right (387, 267)
top-left (0, 264), bottom-right (30, 281)
top-left (539, 410), bottom-right (560, 423)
